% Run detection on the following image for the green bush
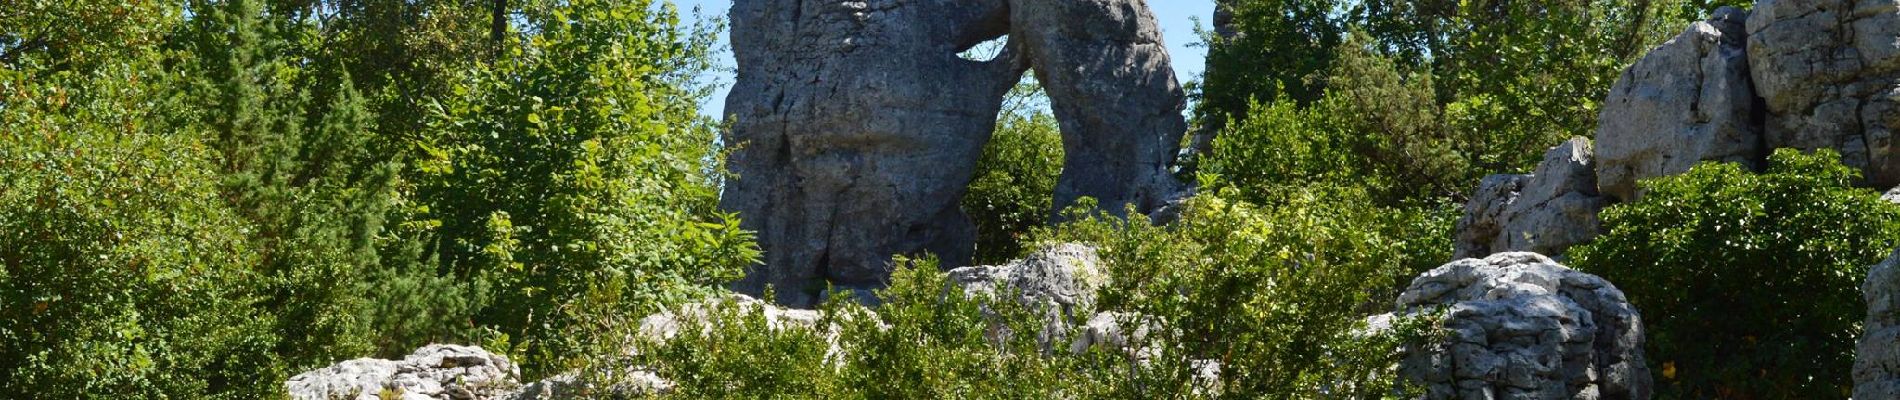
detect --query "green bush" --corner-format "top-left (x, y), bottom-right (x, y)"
top-left (0, 60), bottom-right (281, 399)
top-left (629, 257), bottom-right (1122, 399)
top-left (1571, 149), bottom-right (1900, 399)
top-left (965, 108), bottom-right (1064, 264)
top-left (1040, 187), bottom-right (1440, 398)
top-left (412, 0), bottom-right (758, 376)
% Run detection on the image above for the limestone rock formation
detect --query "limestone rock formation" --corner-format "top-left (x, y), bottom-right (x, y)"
top-left (722, 0), bottom-right (1188, 307)
top-left (1748, 0), bottom-right (1900, 187)
top-left (1454, 138), bottom-right (1607, 259)
top-left (1596, 6), bottom-right (1760, 202)
top-left (1394, 253), bottom-right (1650, 400)
top-left (636, 293), bottom-right (825, 342)
top-left (1856, 248), bottom-right (1900, 399)
top-left (286, 344), bottom-right (521, 400)
top-left (1011, 0), bottom-right (1189, 216)
top-left (1886, 186), bottom-right (1900, 204)
top-left (721, 0), bottom-right (1027, 306)
top-left (948, 243), bottom-right (1107, 351)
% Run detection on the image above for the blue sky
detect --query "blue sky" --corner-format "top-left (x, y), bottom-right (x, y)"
top-left (668, 0), bottom-right (1216, 118)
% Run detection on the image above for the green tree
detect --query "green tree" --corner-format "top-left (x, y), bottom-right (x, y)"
top-left (413, 0), bottom-right (757, 376)
top-left (965, 81), bottom-right (1065, 264)
top-left (0, 47), bottom-right (282, 399)
top-left (1571, 149), bottom-right (1900, 399)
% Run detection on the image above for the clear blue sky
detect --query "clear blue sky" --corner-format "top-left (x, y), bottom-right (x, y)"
top-left (668, 0), bottom-right (1216, 118)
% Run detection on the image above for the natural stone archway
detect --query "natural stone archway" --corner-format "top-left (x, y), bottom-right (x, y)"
top-left (721, 0), bottom-right (1027, 306)
top-left (721, 0), bottom-right (1188, 307)
top-left (1010, 0), bottom-right (1189, 216)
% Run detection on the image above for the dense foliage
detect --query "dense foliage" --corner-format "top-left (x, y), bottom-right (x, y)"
top-left (635, 189), bottom-right (1442, 399)
top-left (964, 81), bottom-right (1065, 264)
top-left (1571, 150), bottom-right (1900, 399)
top-left (1, 0), bottom-right (750, 396)
top-left (10, 0), bottom-right (1900, 398)
top-left (1199, 0), bottom-right (1751, 200)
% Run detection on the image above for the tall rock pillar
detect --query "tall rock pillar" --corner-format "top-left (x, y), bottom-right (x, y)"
top-left (1012, 0), bottom-right (1189, 216)
top-left (721, 0), bottom-right (1026, 306)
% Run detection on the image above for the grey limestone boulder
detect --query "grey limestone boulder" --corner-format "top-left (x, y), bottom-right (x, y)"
top-left (1596, 6), bottom-right (1760, 203)
top-left (948, 243), bottom-right (1108, 352)
top-left (1395, 253), bottom-right (1650, 400)
top-left (1856, 248), bottom-right (1900, 399)
top-left (286, 344), bottom-right (521, 400)
top-left (1454, 138), bottom-right (1607, 259)
top-left (1748, 0), bottom-right (1900, 188)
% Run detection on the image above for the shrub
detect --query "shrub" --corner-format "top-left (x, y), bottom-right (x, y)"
top-left (0, 61), bottom-right (282, 398)
top-left (413, 0), bottom-right (758, 376)
top-left (1570, 149), bottom-right (1900, 398)
top-left (1037, 187), bottom-right (1442, 398)
top-left (965, 109), bottom-right (1064, 264)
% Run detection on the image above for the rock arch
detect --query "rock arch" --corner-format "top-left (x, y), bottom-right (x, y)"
top-left (721, 0), bottom-right (1187, 306)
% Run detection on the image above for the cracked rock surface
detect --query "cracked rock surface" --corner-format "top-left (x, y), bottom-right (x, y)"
top-left (1596, 7), bottom-right (1761, 202)
top-left (1455, 138), bottom-right (1606, 259)
top-left (1394, 253), bottom-right (1650, 400)
top-left (721, 0), bottom-right (1025, 306)
top-left (1747, 0), bottom-right (1900, 187)
top-left (722, 0), bottom-right (1187, 307)
top-left (1856, 248), bottom-right (1900, 399)
top-left (286, 344), bottom-right (521, 400)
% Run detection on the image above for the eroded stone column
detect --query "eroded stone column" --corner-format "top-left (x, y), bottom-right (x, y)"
top-left (722, 0), bottom-right (1025, 306)
top-left (1011, 0), bottom-right (1189, 217)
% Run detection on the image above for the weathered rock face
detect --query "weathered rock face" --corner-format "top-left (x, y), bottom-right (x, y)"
top-left (1454, 138), bottom-right (1607, 259)
top-left (723, 0), bottom-right (1187, 307)
top-left (721, 0), bottom-right (1027, 306)
top-left (1013, 0), bottom-right (1189, 216)
top-left (1856, 248), bottom-right (1900, 399)
top-left (286, 344), bottom-right (521, 400)
top-left (1596, 7), bottom-right (1760, 202)
top-left (1748, 0), bottom-right (1900, 187)
top-left (948, 243), bottom-right (1106, 351)
top-left (1394, 253), bottom-right (1650, 400)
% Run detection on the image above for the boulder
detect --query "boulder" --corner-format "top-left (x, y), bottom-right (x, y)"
top-left (948, 243), bottom-right (1107, 352)
top-left (1856, 248), bottom-right (1900, 399)
top-left (286, 344), bottom-right (521, 400)
top-left (636, 293), bottom-right (825, 342)
top-left (1394, 253), bottom-right (1650, 400)
top-left (1885, 186), bottom-right (1900, 204)
top-left (948, 243), bottom-right (1105, 315)
top-left (1454, 138), bottom-right (1607, 259)
top-left (1596, 7), bottom-right (1760, 202)
top-left (1748, 0), bottom-right (1900, 187)
top-left (722, 0), bottom-right (1189, 307)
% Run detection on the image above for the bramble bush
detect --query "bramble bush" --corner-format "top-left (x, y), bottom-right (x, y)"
top-left (1571, 149), bottom-right (1900, 399)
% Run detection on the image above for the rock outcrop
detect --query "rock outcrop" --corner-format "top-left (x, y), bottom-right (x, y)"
top-left (1393, 253), bottom-right (1650, 400)
top-left (1454, 138), bottom-right (1607, 259)
top-left (948, 243), bottom-right (1108, 351)
top-left (1596, 6), bottom-right (1760, 202)
top-left (721, 0), bottom-right (1028, 306)
top-left (1011, 0), bottom-right (1189, 216)
top-left (722, 0), bottom-right (1188, 307)
top-left (286, 344), bottom-right (521, 400)
top-left (1747, 0), bottom-right (1900, 187)
top-left (1856, 248), bottom-right (1900, 399)
top-left (1886, 186), bottom-right (1900, 204)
